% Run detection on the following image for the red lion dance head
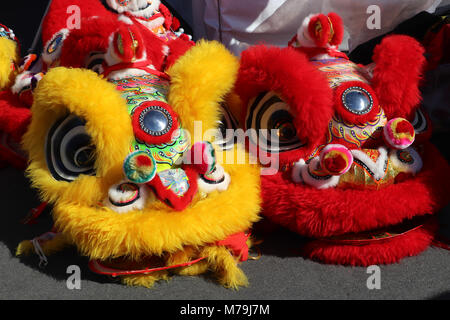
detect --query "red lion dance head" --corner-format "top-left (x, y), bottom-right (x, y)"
top-left (235, 12), bottom-right (450, 266)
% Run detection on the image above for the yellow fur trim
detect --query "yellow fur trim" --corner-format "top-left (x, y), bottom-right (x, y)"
top-left (0, 38), bottom-right (18, 90)
top-left (167, 40), bottom-right (239, 143)
top-left (51, 149), bottom-right (260, 261)
top-left (167, 246), bottom-right (209, 276)
top-left (121, 270), bottom-right (170, 288)
top-left (16, 233), bottom-right (71, 257)
top-left (15, 240), bottom-right (34, 256)
top-left (22, 42), bottom-right (261, 288)
top-left (23, 67), bottom-right (133, 205)
top-left (201, 245), bottom-right (248, 289)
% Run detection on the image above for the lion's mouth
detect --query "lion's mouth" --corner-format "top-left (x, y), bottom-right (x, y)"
top-left (291, 145), bottom-right (423, 192)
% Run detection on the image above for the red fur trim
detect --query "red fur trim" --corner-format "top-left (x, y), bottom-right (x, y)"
top-left (308, 14), bottom-right (331, 47)
top-left (60, 16), bottom-right (167, 73)
top-left (126, 15), bottom-right (167, 71)
top-left (371, 35), bottom-right (425, 120)
top-left (236, 45), bottom-right (334, 164)
top-left (334, 81), bottom-right (380, 125)
top-left (301, 219), bottom-right (437, 266)
top-left (131, 101), bottom-right (179, 145)
top-left (0, 90), bottom-right (30, 140)
top-left (327, 12), bottom-right (344, 46)
top-left (113, 24), bottom-right (145, 62)
top-left (60, 18), bottom-right (118, 68)
top-left (159, 4), bottom-right (174, 30)
top-left (171, 17), bottom-right (181, 32)
top-left (216, 232), bottom-right (250, 262)
top-left (261, 142), bottom-right (450, 238)
top-left (164, 37), bottom-right (194, 70)
top-left (42, 0), bottom-right (114, 44)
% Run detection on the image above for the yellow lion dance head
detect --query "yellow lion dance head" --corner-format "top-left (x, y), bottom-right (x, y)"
top-left (17, 31), bottom-right (261, 288)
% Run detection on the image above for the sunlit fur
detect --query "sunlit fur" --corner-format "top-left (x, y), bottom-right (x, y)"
top-left (0, 38), bottom-right (18, 90)
top-left (20, 41), bottom-right (261, 288)
top-left (167, 40), bottom-right (239, 142)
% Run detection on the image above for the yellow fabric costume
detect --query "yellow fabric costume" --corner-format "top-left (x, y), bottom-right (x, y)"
top-left (17, 41), bottom-right (261, 289)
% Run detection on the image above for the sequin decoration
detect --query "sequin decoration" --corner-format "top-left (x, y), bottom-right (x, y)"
top-left (158, 168), bottom-right (190, 196)
top-left (327, 107), bottom-right (387, 148)
top-left (112, 74), bottom-right (189, 171)
top-left (112, 74), bottom-right (170, 115)
top-left (338, 148), bottom-right (396, 190)
top-left (131, 128), bottom-right (189, 171)
top-left (0, 24), bottom-right (16, 42)
top-left (310, 58), bottom-right (370, 88)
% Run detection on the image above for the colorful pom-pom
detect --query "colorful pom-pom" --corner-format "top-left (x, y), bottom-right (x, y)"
top-left (319, 144), bottom-right (353, 175)
top-left (123, 150), bottom-right (156, 184)
top-left (186, 141), bottom-right (217, 175)
top-left (383, 118), bottom-right (415, 149)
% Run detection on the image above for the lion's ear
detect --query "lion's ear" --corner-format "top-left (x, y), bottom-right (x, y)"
top-left (167, 40), bottom-right (239, 143)
top-left (371, 35), bottom-right (425, 120)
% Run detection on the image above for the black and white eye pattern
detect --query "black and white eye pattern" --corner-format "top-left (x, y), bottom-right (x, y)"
top-left (411, 108), bottom-right (428, 135)
top-left (245, 91), bottom-right (305, 153)
top-left (85, 51), bottom-right (105, 74)
top-left (214, 102), bottom-right (239, 150)
top-left (45, 114), bottom-right (96, 182)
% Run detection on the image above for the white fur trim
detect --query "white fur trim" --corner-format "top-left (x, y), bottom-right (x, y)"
top-left (106, 66), bottom-right (155, 80)
top-left (42, 29), bottom-right (70, 66)
top-left (296, 13), bottom-right (335, 49)
top-left (11, 71), bottom-right (33, 94)
top-left (104, 32), bottom-right (155, 80)
top-left (162, 45), bottom-right (169, 57)
top-left (389, 147), bottom-right (423, 175)
top-left (105, 33), bottom-right (121, 66)
top-left (106, 0), bottom-right (161, 19)
top-left (302, 158), bottom-right (340, 189)
top-left (117, 14), bottom-right (134, 25)
top-left (291, 159), bottom-right (305, 184)
top-left (103, 181), bottom-right (153, 214)
top-left (351, 147), bottom-right (388, 181)
top-left (136, 16), bottom-right (165, 31)
top-left (198, 165), bottom-right (231, 193)
top-left (296, 14), bottom-right (316, 48)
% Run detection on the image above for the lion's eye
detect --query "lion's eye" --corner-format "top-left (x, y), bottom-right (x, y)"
top-left (140, 107), bottom-right (171, 136)
top-left (246, 91), bottom-right (305, 153)
top-left (341, 87), bottom-right (373, 115)
top-left (85, 52), bottom-right (105, 74)
top-left (132, 101), bottom-right (178, 146)
top-left (46, 115), bottom-right (96, 182)
top-left (269, 110), bottom-right (298, 142)
top-left (214, 103), bottom-right (238, 150)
